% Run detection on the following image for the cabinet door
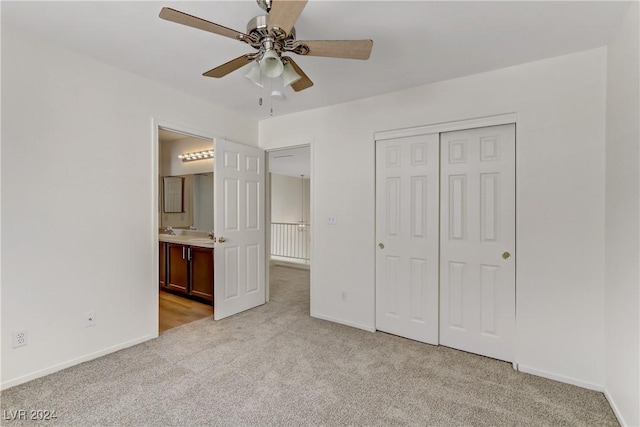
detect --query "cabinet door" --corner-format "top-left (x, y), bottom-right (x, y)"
top-left (190, 247), bottom-right (214, 302)
top-left (167, 243), bottom-right (189, 293)
top-left (159, 242), bottom-right (167, 287)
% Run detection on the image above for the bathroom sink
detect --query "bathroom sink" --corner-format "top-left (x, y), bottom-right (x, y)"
top-left (189, 238), bottom-right (215, 244)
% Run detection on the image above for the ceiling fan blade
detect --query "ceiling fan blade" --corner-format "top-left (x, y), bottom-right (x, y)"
top-left (285, 57), bottom-right (313, 92)
top-left (159, 7), bottom-right (251, 43)
top-left (296, 40), bottom-right (373, 60)
top-left (203, 55), bottom-right (255, 78)
top-left (268, 0), bottom-right (308, 37)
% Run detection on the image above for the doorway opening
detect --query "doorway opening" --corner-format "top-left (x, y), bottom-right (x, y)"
top-left (266, 145), bottom-right (312, 303)
top-left (157, 127), bottom-right (214, 332)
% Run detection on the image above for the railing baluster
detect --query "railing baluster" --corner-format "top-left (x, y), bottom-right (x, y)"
top-left (269, 222), bottom-right (310, 261)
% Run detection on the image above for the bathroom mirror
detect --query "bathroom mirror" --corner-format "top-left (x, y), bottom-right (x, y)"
top-left (160, 173), bottom-right (213, 229)
top-left (163, 176), bottom-right (184, 213)
top-left (192, 173), bottom-right (214, 230)
top-left (158, 127), bottom-right (214, 230)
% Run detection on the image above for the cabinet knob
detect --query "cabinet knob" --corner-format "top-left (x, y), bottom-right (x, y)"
top-left (378, 243), bottom-right (385, 249)
top-left (502, 251), bottom-right (511, 260)
top-left (218, 237), bottom-right (226, 243)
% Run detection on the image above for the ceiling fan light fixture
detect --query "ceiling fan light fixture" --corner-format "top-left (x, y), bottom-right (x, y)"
top-left (282, 62), bottom-right (302, 87)
top-left (260, 49), bottom-right (284, 78)
top-left (159, 4), bottom-right (373, 98)
top-left (245, 62), bottom-right (263, 87)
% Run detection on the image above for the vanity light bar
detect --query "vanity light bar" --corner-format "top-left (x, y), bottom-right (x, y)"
top-left (178, 150), bottom-right (214, 162)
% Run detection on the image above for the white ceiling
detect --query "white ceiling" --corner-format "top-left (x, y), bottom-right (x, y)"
top-left (2, 1), bottom-right (630, 120)
top-left (159, 128), bottom-right (201, 144)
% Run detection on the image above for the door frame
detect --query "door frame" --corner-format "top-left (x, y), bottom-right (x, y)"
top-left (264, 142), bottom-right (314, 305)
top-left (152, 118), bottom-right (224, 336)
top-left (373, 112), bottom-right (517, 363)
top-left (374, 113), bottom-right (517, 142)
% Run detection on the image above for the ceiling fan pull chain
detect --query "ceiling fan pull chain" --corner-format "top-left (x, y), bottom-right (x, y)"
top-left (269, 77), bottom-right (274, 116)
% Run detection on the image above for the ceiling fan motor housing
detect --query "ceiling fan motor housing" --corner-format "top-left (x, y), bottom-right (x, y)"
top-left (246, 15), bottom-right (298, 53)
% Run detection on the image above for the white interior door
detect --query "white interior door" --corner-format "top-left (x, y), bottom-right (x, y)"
top-left (375, 134), bottom-right (440, 344)
top-left (214, 139), bottom-right (266, 320)
top-left (439, 124), bottom-right (516, 361)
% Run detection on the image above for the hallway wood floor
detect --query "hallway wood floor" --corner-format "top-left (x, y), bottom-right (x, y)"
top-left (159, 290), bottom-right (213, 332)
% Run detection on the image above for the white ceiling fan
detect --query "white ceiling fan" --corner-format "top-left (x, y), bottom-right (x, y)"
top-left (159, 0), bottom-right (374, 92)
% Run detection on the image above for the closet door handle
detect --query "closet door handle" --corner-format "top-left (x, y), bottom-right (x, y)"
top-left (187, 247), bottom-right (192, 261)
top-left (182, 246), bottom-right (186, 259)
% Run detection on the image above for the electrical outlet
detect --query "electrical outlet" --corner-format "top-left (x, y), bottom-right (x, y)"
top-left (84, 311), bottom-right (96, 328)
top-left (12, 330), bottom-right (28, 348)
top-left (328, 215), bottom-right (337, 225)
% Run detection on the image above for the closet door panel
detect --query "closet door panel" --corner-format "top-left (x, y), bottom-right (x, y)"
top-left (439, 124), bottom-right (516, 362)
top-left (375, 134), bottom-right (440, 344)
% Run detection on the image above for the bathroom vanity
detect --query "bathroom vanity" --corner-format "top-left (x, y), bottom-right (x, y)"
top-left (159, 232), bottom-right (214, 304)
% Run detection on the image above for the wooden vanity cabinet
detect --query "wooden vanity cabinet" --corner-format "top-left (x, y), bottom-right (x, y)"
top-left (164, 242), bottom-right (213, 303)
top-left (189, 246), bottom-right (214, 301)
top-left (159, 242), bottom-right (167, 287)
top-left (167, 243), bottom-right (189, 293)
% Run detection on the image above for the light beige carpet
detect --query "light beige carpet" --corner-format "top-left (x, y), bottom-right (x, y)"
top-left (0, 266), bottom-right (618, 426)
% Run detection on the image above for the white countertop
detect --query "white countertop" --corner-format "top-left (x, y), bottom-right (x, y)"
top-left (159, 231), bottom-right (215, 248)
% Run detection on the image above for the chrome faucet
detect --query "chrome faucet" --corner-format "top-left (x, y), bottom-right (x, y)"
top-left (164, 226), bottom-right (176, 236)
top-left (208, 230), bottom-right (215, 240)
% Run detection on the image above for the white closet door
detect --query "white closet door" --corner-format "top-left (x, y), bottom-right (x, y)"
top-left (375, 134), bottom-right (440, 344)
top-left (439, 124), bottom-right (516, 362)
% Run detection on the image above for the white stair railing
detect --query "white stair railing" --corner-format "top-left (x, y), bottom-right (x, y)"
top-left (270, 222), bottom-right (310, 261)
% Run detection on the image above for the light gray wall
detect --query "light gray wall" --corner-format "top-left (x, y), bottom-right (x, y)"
top-left (160, 136), bottom-right (214, 177)
top-left (260, 48), bottom-right (608, 390)
top-left (605, 3), bottom-right (640, 426)
top-left (0, 26), bottom-right (258, 388)
top-left (271, 174), bottom-right (310, 224)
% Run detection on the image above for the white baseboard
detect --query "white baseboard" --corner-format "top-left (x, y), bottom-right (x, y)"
top-left (1, 334), bottom-right (156, 390)
top-left (269, 257), bottom-right (311, 270)
top-left (604, 389), bottom-right (628, 427)
top-left (311, 312), bottom-right (376, 332)
top-left (516, 364), bottom-right (604, 392)
top-left (270, 259), bottom-right (310, 270)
